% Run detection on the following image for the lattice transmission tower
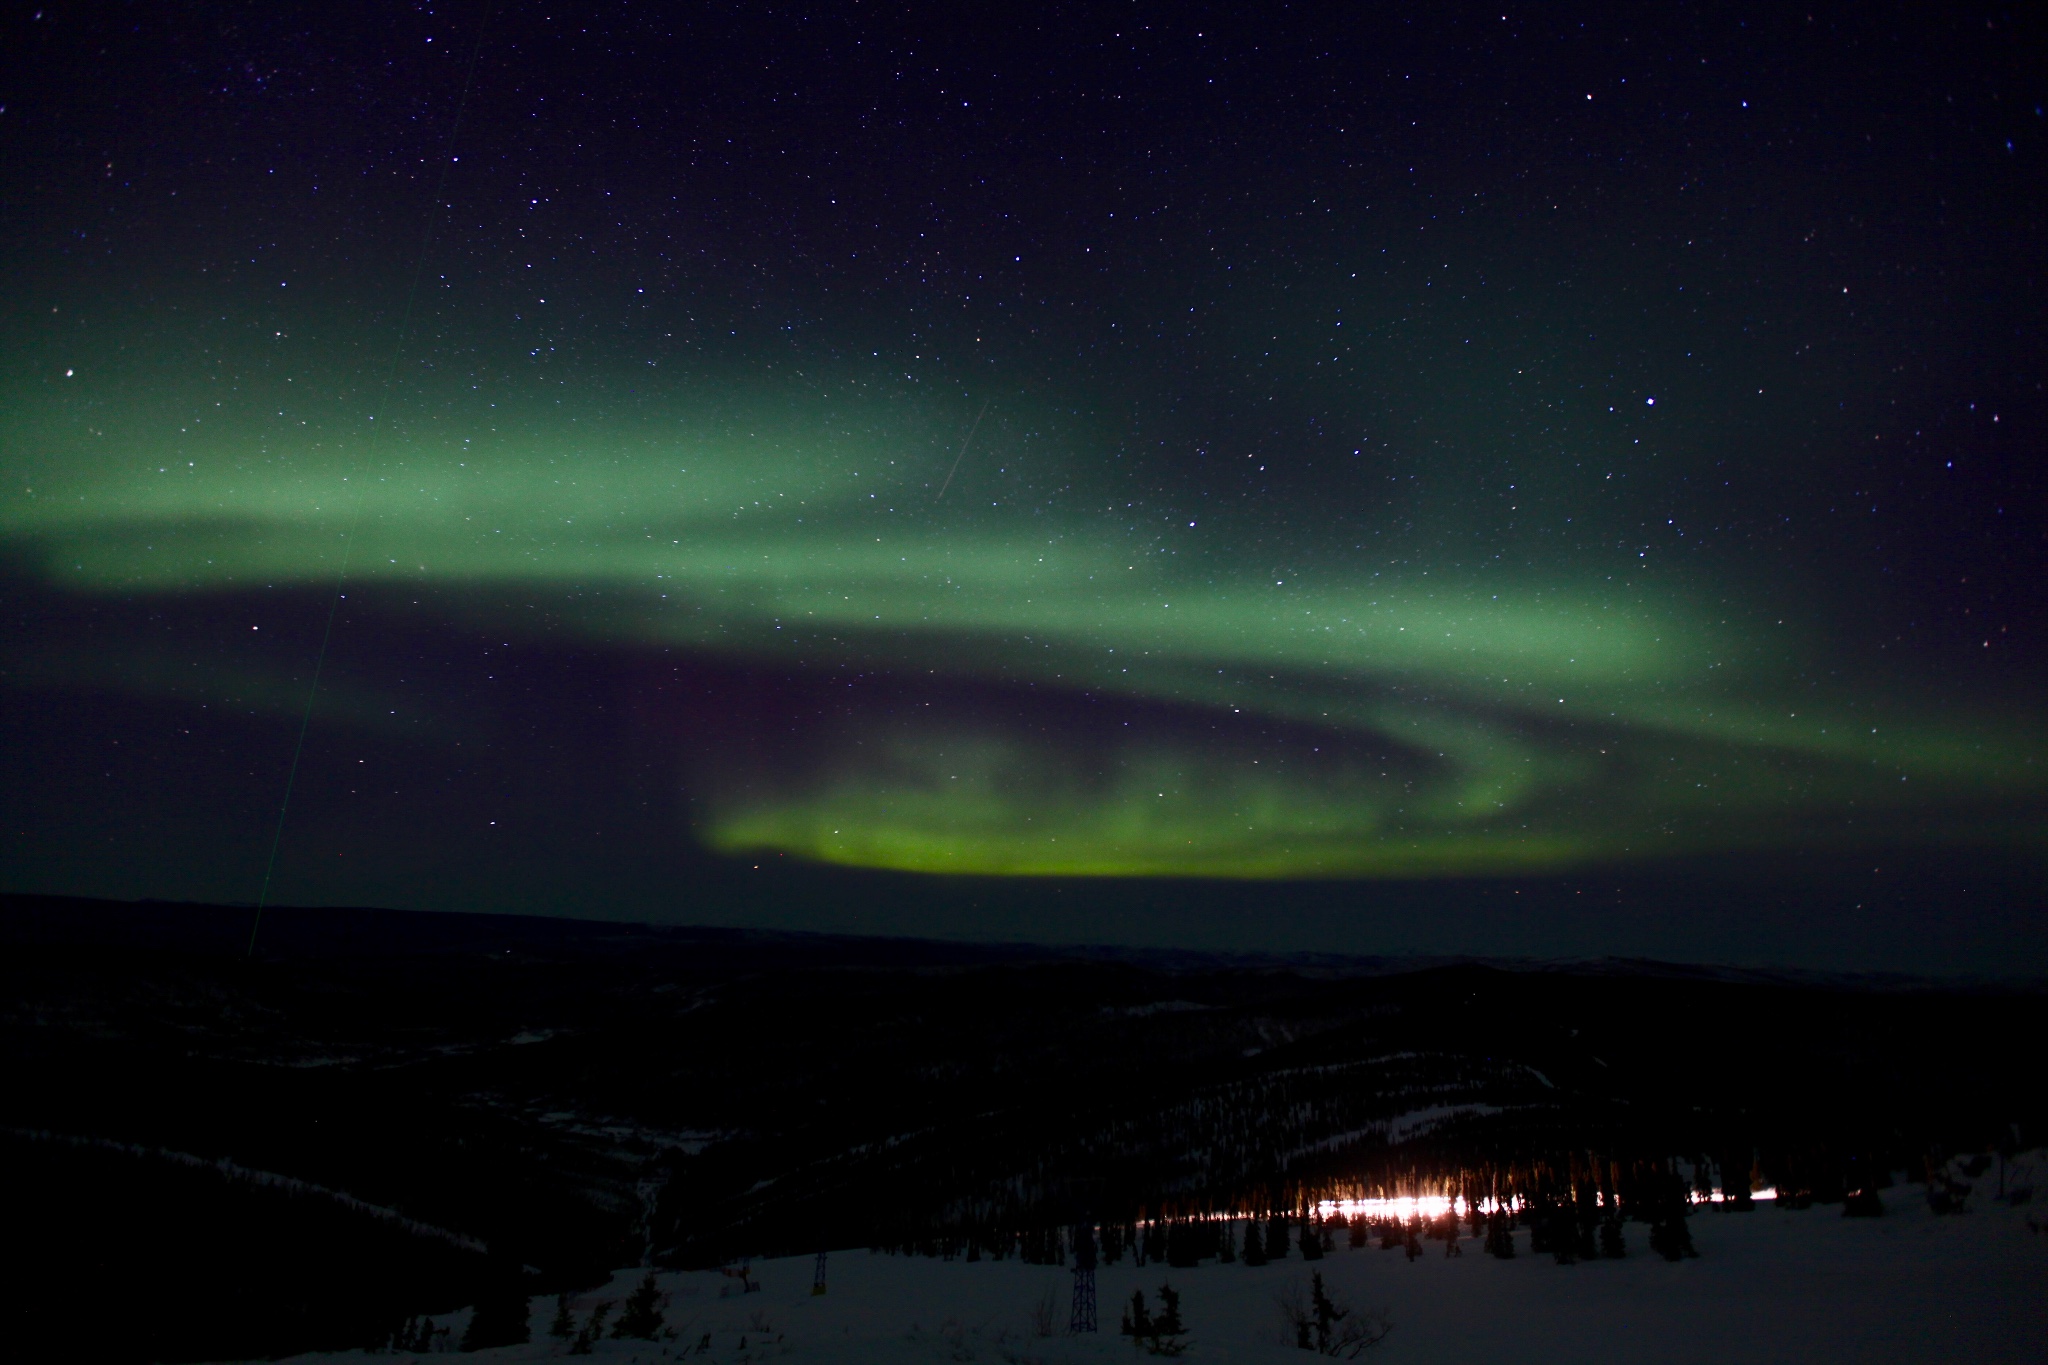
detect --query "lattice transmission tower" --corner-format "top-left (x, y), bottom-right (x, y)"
top-left (1069, 1222), bottom-right (1097, 1333)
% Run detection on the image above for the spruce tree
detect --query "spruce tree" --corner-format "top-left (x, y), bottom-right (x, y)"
top-left (1527, 1196), bottom-right (1553, 1256)
top-left (392, 1316), bottom-right (435, 1353)
top-left (614, 1272), bottom-right (666, 1340)
top-left (1309, 1270), bottom-right (1348, 1354)
top-left (1551, 1209), bottom-right (1577, 1263)
top-left (1154, 1283), bottom-right (1184, 1336)
top-left (1143, 1218), bottom-right (1168, 1265)
top-left (570, 1302), bottom-right (611, 1354)
top-left (548, 1293), bottom-right (575, 1339)
top-left (1648, 1169), bottom-right (1700, 1258)
top-left (1721, 1152), bottom-right (1755, 1209)
top-left (1266, 1213), bottom-right (1290, 1261)
top-left (1241, 1218), bottom-right (1268, 1266)
top-left (1299, 1219), bottom-right (1324, 1261)
top-left (1121, 1289), bottom-right (1152, 1337)
top-left (1648, 1215), bottom-right (1694, 1260)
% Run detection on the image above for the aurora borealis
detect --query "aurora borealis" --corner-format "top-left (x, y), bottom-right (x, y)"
top-left (4, 354), bottom-right (2038, 878)
top-left (2, 4), bottom-right (2042, 962)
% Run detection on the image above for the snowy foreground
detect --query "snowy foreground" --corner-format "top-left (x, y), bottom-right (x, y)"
top-left (267, 1188), bottom-right (2044, 1365)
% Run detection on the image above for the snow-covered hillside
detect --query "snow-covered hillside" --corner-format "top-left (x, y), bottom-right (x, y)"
top-left (265, 1167), bottom-right (2046, 1365)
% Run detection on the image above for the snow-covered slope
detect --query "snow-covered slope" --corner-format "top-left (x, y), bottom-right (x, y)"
top-left (264, 1172), bottom-right (2046, 1365)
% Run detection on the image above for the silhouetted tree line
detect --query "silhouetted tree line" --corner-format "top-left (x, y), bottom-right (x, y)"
top-left (652, 1029), bottom-right (2001, 1270)
top-left (844, 1142), bottom-right (1945, 1272)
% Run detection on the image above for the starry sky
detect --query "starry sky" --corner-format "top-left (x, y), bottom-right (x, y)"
top-left (2, 3), bottom-right (2043, 968)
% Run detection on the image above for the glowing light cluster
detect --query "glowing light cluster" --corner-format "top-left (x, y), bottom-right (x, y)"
top-left (1315, 1194), bottom-right (1469, 1222)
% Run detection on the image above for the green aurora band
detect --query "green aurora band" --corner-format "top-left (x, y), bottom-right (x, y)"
top-left (4, 359), bottom-right (2041, 876)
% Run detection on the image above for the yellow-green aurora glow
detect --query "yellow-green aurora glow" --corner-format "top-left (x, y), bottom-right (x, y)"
top-left (4, 362), bottom-right (2040, 875)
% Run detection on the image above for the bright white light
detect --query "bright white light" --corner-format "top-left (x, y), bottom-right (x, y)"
top-left (1315, 1194), bottom-right (1471, 1221)
top-left (1190, 1183), bottom-right (1781, 1228)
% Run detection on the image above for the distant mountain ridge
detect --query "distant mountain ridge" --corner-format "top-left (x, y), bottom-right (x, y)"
top-left (6, 892), bottom-right (2039, 993)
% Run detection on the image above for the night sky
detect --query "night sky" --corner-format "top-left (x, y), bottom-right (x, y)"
top-left (3, 4), bottom-right (2043, 969)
